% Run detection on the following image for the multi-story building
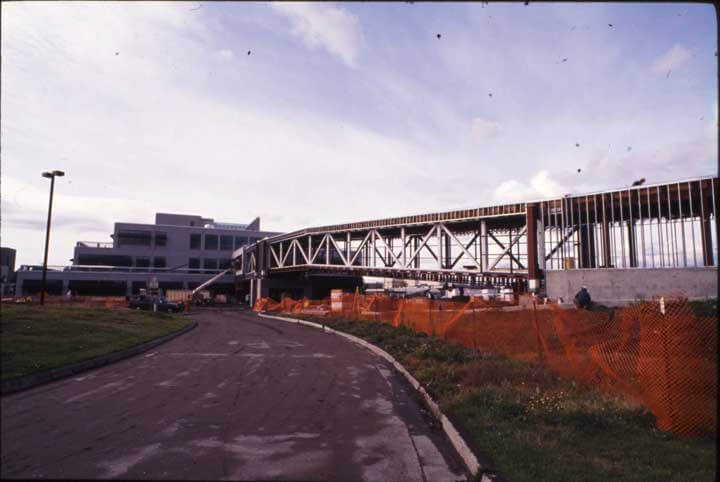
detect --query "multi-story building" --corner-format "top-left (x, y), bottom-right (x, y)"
top-left (15, 213), bottom-right (281, 297)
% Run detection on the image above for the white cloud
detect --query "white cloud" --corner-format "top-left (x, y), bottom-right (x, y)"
top-left (470, 118), bottom-right (498, 143)
top-left (652, 44), bottom-right (692, 75)
top-left (493, 170), bottom-right (567, 203)
top-left (270, 2), bottom-right (362, 67)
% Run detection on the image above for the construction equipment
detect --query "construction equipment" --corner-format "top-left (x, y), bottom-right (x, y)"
top-left (190, 269), bottom-right (230, 305)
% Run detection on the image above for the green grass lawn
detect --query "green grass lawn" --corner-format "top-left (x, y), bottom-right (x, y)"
top-left (299, 315), bottom-right (716, 482)
top-left (1, 305), bottom-right (193, 380)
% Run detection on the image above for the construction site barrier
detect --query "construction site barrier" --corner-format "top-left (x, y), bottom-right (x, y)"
top-left (255, 293), bottom-right (716, 437)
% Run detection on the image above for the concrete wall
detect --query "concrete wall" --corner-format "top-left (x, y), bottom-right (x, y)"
top-left (545, 267), bottom-right (718, 305)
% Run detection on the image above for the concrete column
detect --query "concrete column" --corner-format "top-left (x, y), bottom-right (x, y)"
top-left (182, 281), bottom-right (189, 290)
top-left (256, 278), bottom-right (263, 302)
top-left (62, 279), bottom-right (70, 295)
top-left (250, 279), bottom-right (255, 306)
top-left (125, 281), bottom-right (132, 297)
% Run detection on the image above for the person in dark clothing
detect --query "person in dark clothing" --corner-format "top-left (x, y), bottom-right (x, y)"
top-left (574, 286), bottom-right (592, 309)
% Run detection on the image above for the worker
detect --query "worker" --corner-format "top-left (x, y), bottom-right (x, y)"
top-left (574, 286), bottom-right (592, 310)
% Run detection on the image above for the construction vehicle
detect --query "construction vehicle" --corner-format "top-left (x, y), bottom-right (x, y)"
top-left (190, 269), bottom-right (231, 306)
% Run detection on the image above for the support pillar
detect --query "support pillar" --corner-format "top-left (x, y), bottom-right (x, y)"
top-left (601, 220), bottom-right (612, 268)
top-left (702, 217), bottom-right (714, 266)
top-left (443, 232), bottom-right (451, 269)
top-left (250, 278), bottom-right (255, 306)
top-left (413, 236), bottom-right (419, 268)
top-left (125, 280), bottom-right (132, 297)
top-left (480, 221), bottom-right (489, 272)
top-left (537, 217), bottom-right (546, 271)
top-left (627, 221), bottom-right (638, 267)
top-left (580, 224), bottom-right (596, 268)
top-left (526, 203), bottom-right (540, 292)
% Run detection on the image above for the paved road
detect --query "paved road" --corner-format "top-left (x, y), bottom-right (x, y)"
top-left (1, 308), bottom-right (466, 481)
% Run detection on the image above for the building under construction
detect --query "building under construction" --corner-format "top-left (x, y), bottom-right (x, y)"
top-left (234, 175), bottom-right (718, 305)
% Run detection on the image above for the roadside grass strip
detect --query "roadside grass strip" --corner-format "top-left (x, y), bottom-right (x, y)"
top-left (294, 315), bottom-right (716, 482)
top-left (1, 305), bottom-right (192, 381)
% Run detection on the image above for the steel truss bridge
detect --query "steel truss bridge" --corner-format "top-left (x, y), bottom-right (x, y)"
top-left (233, 175), bottom-right (718, 291)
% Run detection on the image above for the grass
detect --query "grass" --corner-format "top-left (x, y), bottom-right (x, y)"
top-left (300, 315), bottom-right (717, 481)
top-left (1, 305), bottom-right (193, 380)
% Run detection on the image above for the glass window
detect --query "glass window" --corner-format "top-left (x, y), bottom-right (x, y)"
top-left (154, 232), bottom-right (167, 247)
top-left (234, 236), bottom-right (245, 249)
top-left (153, 257), bottom-right (166, 268)
top-left (135, 257), bottom-right (150, 271)
top-left (203, 258), bottom-right (218, 273)
top-left (188, 258), bottom-right (200, 270)
top-left (117, 230), bottom-right (152, 246)
top-left (190, 233), bottom-right (201, 249)
top-left (220, 235), bottom-right (233, 250)
top-left (204, 234), bottom-right (218, 250)
top-left (218, 258), bottom-right (231, 270)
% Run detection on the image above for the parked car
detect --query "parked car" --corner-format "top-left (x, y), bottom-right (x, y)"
top-left (128, 295), bottom-right (183, 313)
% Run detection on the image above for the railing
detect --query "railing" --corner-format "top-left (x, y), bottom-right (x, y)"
top-left (76, 241), bottom-right (114, 248)
top-left (17, 265), bottom-right (232, 275)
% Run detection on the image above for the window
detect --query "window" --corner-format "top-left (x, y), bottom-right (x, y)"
top-left (153, 257), bottom-right (166, 268)
top-left (117, 230), bottom-right (152, 247)
top-left (203, 258), bottom-right (218, 273)
top-left (234, 236), bottom-right (245, 249)
top-left (76, 254), bottom-right (132, 267)
top-left (135, 257), bottom-right (150, 271)
top-left (218, 258), bottom-right (231, 270)
top-left (204, 234), bottom-right (218, 250)
top-left (190, 233), bottom-right (201, 249)
top-left (154, 232), bottom-right (167, 247)
top-left (220, 235), bottom-right (233, 250)
top-left (188, 258), bottom-right (200, 271)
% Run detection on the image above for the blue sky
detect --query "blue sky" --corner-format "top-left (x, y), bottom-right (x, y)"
top-left (2, 2), bottom-right (717, 266)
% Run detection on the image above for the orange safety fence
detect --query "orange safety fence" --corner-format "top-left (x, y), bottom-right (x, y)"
top-left (255, 293), bottom-right (717, 436)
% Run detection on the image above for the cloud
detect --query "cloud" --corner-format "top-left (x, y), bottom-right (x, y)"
top-left (470, 118), bottom-right (498, 143)
top-left (493, 170), bottom-right (567, 203)
top-left (652, 44), bottom-right (692, 75)
top-left (270, 2), bottom-right (362, 67)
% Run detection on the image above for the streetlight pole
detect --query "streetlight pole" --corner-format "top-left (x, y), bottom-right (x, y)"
top-left (40, 170), bottom-right (64, 305)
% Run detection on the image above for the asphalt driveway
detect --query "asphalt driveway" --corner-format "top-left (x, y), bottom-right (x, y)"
top-left (1, 308), bottom-right (465, 481)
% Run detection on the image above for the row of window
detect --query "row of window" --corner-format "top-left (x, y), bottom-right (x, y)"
top-left (188, 258), bottom-right (231, 270)
top-left (117, 231), bottom-right (166, 247)
top-left (132, 257), bottom-right (230, 271)
top-left (115, 231), bottom-right (260, 251)
top-left (189, 234), bottom-right (260, 251)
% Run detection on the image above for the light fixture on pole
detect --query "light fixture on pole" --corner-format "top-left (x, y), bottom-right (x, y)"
top-left (40, 170), bottom-right (65, 305)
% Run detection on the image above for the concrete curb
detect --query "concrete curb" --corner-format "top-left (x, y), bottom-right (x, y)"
top-left (1, 321), bottom-right (198, 396)
top-left (257, 312), bottom-right (483, 478)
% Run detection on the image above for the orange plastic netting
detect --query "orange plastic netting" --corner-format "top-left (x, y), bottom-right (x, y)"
top-left (255, 293), bottom-right (717, 436)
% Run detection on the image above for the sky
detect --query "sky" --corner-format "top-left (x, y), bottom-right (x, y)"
top-left (2, 1), bottom-right (718, 266)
